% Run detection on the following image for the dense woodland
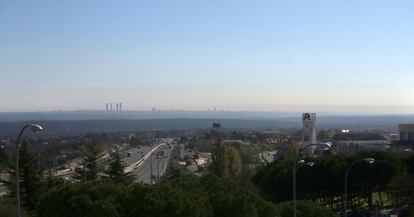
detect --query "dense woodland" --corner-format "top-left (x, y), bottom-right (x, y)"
top-left (253, 151), bottom-right (414, 215)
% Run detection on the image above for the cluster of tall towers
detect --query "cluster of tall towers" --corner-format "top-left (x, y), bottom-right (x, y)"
top-left (105, 103), bottom-right (123, 111)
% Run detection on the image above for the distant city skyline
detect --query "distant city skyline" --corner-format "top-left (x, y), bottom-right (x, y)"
top-left (1, 1), bottom-right (413, 114)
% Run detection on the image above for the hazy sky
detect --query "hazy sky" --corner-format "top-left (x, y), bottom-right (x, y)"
top-left (1, 0), bottom-right (413, 113)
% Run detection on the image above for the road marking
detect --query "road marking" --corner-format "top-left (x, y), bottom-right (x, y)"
top-left (125, 143), bottom-right (164, 173)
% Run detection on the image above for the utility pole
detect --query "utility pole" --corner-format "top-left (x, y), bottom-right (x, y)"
top-left (150, 153), bottom-right (153, 184)
top-left (157, 159), bottom-right (161, 182)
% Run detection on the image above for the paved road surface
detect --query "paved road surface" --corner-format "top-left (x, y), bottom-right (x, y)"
top-left (133, 143), bottom-right (174, 184)
top-left (123, 145), bottom-right (155, 169)
top-left (54, 140), bottom-right (175, 184)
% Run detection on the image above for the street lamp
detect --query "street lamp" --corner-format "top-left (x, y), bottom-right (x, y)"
top-left (156, 156), bottom-right (162, 182)
top-left (157, 156), bottom-right (168, 182)
top-left (150, 152), bottom-right (154, 184)
top-left (404, 148), bottom-right (413, 153)
top-left (293, 143), bottom-right (330, 217)
top-left (15, 124), bottom-right (43, 217)
top-left (344, 158), bottom-right (375, 217)
top-left (293, 159), bottom-right (315, 217)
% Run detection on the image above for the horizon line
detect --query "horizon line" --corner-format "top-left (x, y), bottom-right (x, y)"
top-left (0, 109), bottom-right (413, 117)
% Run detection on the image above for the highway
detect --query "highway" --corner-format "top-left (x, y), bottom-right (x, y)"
top-left (56, 144), bottom-right (157, 178)
top-left (133, 143), bottom-right (174, 184)
top-left (123, 145), bottom-right (157, 173)
top-left (54, 139), bottom-right (175, 184)
top-left (0, 140), bottom-right (175, 197)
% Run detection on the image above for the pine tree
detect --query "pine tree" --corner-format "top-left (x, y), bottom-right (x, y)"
top-left (74, 140), bottom-right (103, 181)
top-left (105, 147), bottom-right (134, 185)
top-left (6, 140), bottom-right (43, 209)
top-left (0, 146), bottom-right (7, 172)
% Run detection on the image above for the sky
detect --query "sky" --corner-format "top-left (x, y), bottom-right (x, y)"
top-left (1, 0), bottom-right (414, 113)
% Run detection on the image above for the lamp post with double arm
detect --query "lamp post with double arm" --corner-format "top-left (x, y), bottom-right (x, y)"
top-left (344, 158), bottom-right (375, 217)
top-left (293, 159), bottom-right (315, 217)
top-left (293, 143), bottom-right (331, 217)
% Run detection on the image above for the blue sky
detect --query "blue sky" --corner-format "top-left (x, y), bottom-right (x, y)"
top-left (1, 0), bottom-right (413, 113)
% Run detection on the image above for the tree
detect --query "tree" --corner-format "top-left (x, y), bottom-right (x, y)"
top-left (160, 169), bottom-right (279, 217)
top-left (210, 138), bottom-right (242, 178)
top-left (228, 147), bottom-right (242, 177)
top-left (6, 140), bottom-right (43, 210)
top-left (37, 166), bottom-right (281, 217)
top-left (200, 174), bottom-right (279, 217)
top-left (37, 181), bottom-right (124, 217)
top-left (253, 151), bottom-right (403, 211)
top-left (389, 153), bottom-right (414, 205)
top-left (277, 200), bottom-right (338, 217)
top-left (388, 174), bottom-right (414, 206)
top-left (356, 151), bottom-right (402, 208)
top-left (210, 137), bottom-right (230, 177)
top-left (0, 197), bottom-right (29, 217)
top-left (252, 155), bottom-right (294, 202)
top-left (0, 146), bottom-right (7, 171)
top-left (122, 183), bottom-right (212, 217)
top-left (104, 147), bottom-right (134, 185)
top-left (405, 154), bottom-right (414, 175)
top-left (74, 140), bottom-right (103, 181)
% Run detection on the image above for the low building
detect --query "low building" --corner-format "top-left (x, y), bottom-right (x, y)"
top-left (399, 124), bottom-right (414, 143)
top-left (333, 132), bottom-right (390, 155)
top-left (259, 150), bottom-right (278, 163)
top-left (223, 140), bottom-right (250, 146)
top-left (195, 152), bottom-right (212, 168)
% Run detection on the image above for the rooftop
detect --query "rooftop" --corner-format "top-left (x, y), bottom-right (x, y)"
top-left (333, 132), bottom-right (387, 141)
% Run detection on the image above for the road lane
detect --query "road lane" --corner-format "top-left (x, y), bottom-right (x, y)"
top-left (133, 143), bottom-right (174, 184)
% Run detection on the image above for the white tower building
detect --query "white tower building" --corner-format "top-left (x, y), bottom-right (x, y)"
top-left (302, 113), bottom-right (317, 155)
